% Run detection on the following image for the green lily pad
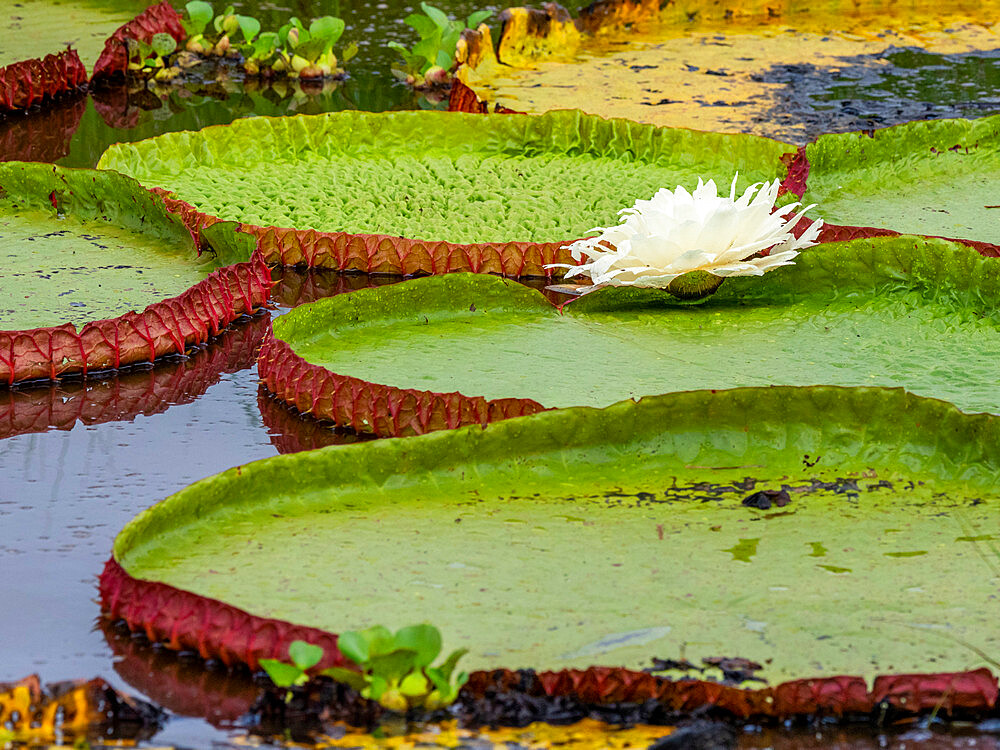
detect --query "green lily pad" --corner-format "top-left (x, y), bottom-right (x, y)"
top-left (96, 110), bottom-right (795, 245)
top-left (0, 0), bottom-right (140, 71)
top-left (113, 385), bottom-right (1000, 679)
top-left (273, 236), bottom-right (1000, 417)
top-left (0, 162), bottom-right (216, 330)
top-left (802, 114), bottom-right (1000, 246)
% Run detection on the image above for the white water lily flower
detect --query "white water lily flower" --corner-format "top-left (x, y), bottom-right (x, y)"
top-left (548, 176), bottom-right (823, 291)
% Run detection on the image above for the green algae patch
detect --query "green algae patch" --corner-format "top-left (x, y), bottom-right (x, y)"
top-left (112, 386), bottom-right (1000, 679)
top-left (96, 110), bottom-right (795, 245)
top-left (802, 115), bottom-right (1000, 246)
top-left (0, 162), bottom-right (214, 330)
top-left (274, 236), bottom-right (1000, 415)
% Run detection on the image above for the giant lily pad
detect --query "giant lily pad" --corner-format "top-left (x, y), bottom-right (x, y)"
top-left (259, 235), bottom-right (1000, 436)
top-left (96, 110), bottom-right (795, 276)
top-left (801, 115), bottom-right (1000, 247)
top-left (0, 0), bottom-right (142, 72)
top-left (0, 162), bottom-right (270, 384)
top-left (102, 384), bottom-right (1000, 694)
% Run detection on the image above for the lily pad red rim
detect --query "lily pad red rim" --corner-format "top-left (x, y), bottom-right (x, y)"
top-left (98, 523), bottom-right (999, 720)
top-left (0, 1), bottom-right (183, 114)
top-left (0, 50), bottom-right (88, 113)
top-left (0, 167), bottom-right (272, 386)
top-left (154, 190), bottom-right (577, 279)
top-left (0, 312), bottom-right (268, 440)
top-left (1, 253), bottom-right (271, 385)
top-left (256, 328), bottom-right (548, 438)
top-left (90, 0), bottom-right (185, 83)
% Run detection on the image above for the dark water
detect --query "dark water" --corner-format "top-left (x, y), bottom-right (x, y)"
top-left (3, 4), bottom-right (1000, 747)
top-left (754, 46), bottom-right (1000, 140)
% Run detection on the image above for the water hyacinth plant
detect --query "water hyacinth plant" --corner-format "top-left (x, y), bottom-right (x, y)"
top-left (259, 625), bottom-right (468, 712)
top-left (325, 624), bottom-right (468, 712)
top-left (125, 33), bottom-right (178, 77)
top-left (272, 16), bottom-right (356, 79)
top-left (127, 2), bottom-right (352, 80)
top-left (389, 3), bottom-right (493, 88)
top-left (549, 177), bottom-right (822, 299)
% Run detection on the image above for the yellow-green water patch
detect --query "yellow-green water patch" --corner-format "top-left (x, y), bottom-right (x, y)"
top-left (458, 7), bottom-right (1000, 143)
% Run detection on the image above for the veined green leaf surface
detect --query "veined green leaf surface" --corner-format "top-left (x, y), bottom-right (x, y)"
top-left (803, 114), bottom-right (1000, 245)
top-left (0, 162), bottom-right (219, 330)
top-left (115, 385), bottom-right (1000, 679)
top-left (274, 236), bottom-right (1000, 415)
top-left (96, 110), bottom-right (795, 245)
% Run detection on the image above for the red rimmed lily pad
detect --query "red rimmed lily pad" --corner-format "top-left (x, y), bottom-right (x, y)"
top-left (0, 0), bottom-right (182, 112)
top-left (101, 385), bottom-right (1000, 717)
top-left (801, 115), bottom-right (1000, 248)
top-left (259, 235), bottom-right (1000, 437)
top-left (96, 109), bottom-right (797, 277)
top-left (0, 163), bottom-right (270, 384)
top-left (0, 312), bottom-right (268, 440)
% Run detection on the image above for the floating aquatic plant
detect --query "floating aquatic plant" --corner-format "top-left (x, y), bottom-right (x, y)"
top-left (260, 625), bottom-right (468, 712)
top-left (272, 16), bottom-right (355, 79)
top-left (126, 1), bottom-right (352, 80)
top-left (548, 177), bottom-right (822, 299)
top-left (389, 3), bottom-right (493, 88)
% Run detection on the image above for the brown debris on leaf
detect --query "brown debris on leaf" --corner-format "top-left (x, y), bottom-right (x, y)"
top-left (0, 674), bottom-right (164, 744)
top-left (701, 657), bottom-right (768, 685)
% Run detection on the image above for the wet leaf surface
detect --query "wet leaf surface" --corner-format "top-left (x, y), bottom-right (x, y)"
top-left (114, 385), bottom-right (1000, 681)
top-left (276, 239), bottom-right (1000, 415)
top-left (0, 162), bottom-right (210, 330)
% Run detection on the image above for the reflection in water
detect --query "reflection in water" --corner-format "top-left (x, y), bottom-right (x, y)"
top-left (0, 93), bottom-right (86, 163)
top-left (0, 312), bottom-right (269, 441)
top-left (0, 268), bottom-right (389, 684)
top-left (756, 46), bottom-right (1000, 140)
top-left (101, 619), bottom-right (259, 726)
top-left (257, 384), bottom-right (375, 454)
top-left (270, 266), bottom-right (401, 308)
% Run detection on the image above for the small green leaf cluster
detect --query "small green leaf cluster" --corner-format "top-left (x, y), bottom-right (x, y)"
top-left (181, 2), bottom-right (259, 57)
top-left (388, 3), bottom-right (492, 88)
top-left (269, 16), bottom-right (357, 79)
top-left (259, 624), bottom-right (468, 713)
top-left (125, 33), bottom-right (178, 75)
top-left (259, 640), bottom-right (324, 699)
top-left (126, 1), bottom-right (355, 80)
